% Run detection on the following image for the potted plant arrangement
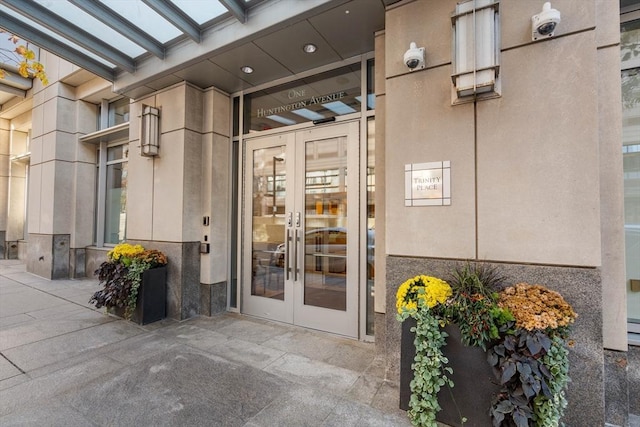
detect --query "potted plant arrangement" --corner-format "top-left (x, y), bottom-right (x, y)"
top-left (89, 243), bottom-right (168, 325)
top-left (396, 263), bottom-right (577, 427)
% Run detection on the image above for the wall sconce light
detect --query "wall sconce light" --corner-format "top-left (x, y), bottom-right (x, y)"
top-left (140, 105), bottom-right (160, 157)
top-left (451, 0), bottom-right (500, 103)
top-left (532, 2), bottom-right (561, 41)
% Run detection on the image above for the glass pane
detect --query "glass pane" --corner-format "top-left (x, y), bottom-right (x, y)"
top-left (104, 162), bottom-right (127, 244)
top-left (100, 0), bottom-right (182, 43)
top-left (107, 144), bottom-right (127, 161)
top-left (367, 59), bottom-right (376, 110)
top-left (32, 0), bottom-right (146, 58)
top-left (304, 136), bottom-right (348, 311)
top-left (0, 4), bottom-right (116, 68)
top-left (171, 0), bottom-right (228, 24)
top-left (366, 118), bottom-right (375, 334)
top-left (243, 64), bottom-right (362, 133)
top-left (251, 146), bottom-right (286, 300)
top-left (623, 69), bottom-right (640, 325)
top-left (108, 98), bottom-right (130, 127)
top-left (622, 19), bottom-right (640, 327)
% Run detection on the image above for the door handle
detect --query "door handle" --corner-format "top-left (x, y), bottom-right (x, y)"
top-left (285, 228), bottom-right (291, 280)
top-left (293, 229), bottom-right (299, 282)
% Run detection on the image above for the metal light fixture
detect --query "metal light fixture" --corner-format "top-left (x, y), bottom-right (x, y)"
top-left (241, 65), bottom-right (254, 74)
top-left (140, 105), bottom-right (160, 157)
top-left (303, 43), bottom-right (317, 53)
top-left (451, 0), bottom-right (500, 103)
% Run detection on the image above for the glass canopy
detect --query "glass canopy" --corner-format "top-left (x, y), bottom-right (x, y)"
top-left (0, 0), bottom-right (263, 81)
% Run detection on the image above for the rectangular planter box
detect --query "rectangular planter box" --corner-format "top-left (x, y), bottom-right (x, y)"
top-left (110, 266), bottom-right (167, 325)
top-left (400, 318), bottom-right (501, 427)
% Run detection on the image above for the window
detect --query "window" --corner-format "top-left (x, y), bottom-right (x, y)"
top-left (107, 97), bottom-right (130, 127)
top-left (242, 63), bottom-right (362, 133)
top-left (621, 15), bottom-right (640, 344)
top-left (94, 98), bottom-right (130, 246)
top-left (366, 117), bottom-right (375, 335)
top-left (101, 143), bottom-right (128, 244)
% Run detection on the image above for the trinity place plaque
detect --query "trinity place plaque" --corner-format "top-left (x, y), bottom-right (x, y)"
top-left (405, 161), bottom-right (451, 206)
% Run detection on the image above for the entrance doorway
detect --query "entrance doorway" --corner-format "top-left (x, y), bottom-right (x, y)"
top-left (242, 121), bottom-right (360, 337)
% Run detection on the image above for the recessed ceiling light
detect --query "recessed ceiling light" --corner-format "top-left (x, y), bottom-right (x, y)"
top-left (303, 43), bottom-right (317, 54)
top-left (241, 66), bottom-right (254, 74)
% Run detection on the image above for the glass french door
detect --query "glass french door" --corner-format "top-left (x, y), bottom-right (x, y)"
top-left (242, 122), bottom-right (359, 337)
top-left (622, 17), bottom-right (640, 339)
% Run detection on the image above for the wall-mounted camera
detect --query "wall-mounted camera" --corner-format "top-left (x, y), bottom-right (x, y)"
top-left (403, 42), bottom-right (425, 71)
top-left (532, 2), bottom-right (561, 41)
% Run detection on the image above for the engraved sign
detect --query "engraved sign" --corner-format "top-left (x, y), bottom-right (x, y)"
top-left (405, 161), bottom-right (451, 206)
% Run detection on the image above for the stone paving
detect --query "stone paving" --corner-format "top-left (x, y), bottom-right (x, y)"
top-left (0, 260), bottom-right (411, 426)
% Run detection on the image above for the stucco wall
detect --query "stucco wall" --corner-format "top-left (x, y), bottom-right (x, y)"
top-left (385, 0), bottom-right (603, 266)
top-left (381, 0), bottom-right (625, 425)
top-left (128, 83), bottom-right (203, 243)
top-left (200, 87), bottom-right (231, 287)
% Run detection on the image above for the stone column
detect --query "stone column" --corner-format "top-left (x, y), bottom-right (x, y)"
top-left (0, 119), bottom-right (9, 258)
top-left (27, 75), bottom-right (96, 279)
top-left (5, 129), bottom-right (28, 260)
top-left (200, 87), bottom-right (231, 316)
top-left (128, 82), bottom-right (209, 320)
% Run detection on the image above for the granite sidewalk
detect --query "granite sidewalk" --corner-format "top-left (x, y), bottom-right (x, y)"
top-left (0, 259), bottom-right (411, 426)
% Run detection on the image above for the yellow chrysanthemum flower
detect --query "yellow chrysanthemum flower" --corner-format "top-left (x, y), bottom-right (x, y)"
top-left (108, 243), bottom-right (145, 262)
top-left (396, 274), bottom-right (451, 314)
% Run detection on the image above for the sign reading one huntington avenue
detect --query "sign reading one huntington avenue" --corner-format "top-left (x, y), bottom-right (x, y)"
top-left (405, 161), bottom-right (451, 206)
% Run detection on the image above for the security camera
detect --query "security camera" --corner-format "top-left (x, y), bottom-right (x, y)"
top-left (532, 2), bottom-right (561, 41)
top-left (404, 42), bottom-right (425, 71)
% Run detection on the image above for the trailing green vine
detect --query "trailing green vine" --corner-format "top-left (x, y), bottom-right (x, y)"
top-left (407, 303), bottom-right (453, 426)
top-left (89, 243), bottom-right (168, 320)
top-left (397, 275), bottom-right (455, 426)
top-left (124, 260), bottom-right (148, 319)
top-left (534, 335), bottom-right (570, 426)
top-left (396, 267), bottom-right (577, 427)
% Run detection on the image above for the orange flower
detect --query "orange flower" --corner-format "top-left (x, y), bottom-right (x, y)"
top-left (498, 283), bottom-right (577, 331)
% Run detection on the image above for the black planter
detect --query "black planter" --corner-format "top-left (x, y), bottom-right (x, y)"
top-left (110, 266), bottom-right (167, 325)
top-left (400, 319), bottom-right (501, 427)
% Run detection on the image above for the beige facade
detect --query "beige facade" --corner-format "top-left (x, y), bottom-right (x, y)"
top-left (0, 0), bottom-right (635, 425)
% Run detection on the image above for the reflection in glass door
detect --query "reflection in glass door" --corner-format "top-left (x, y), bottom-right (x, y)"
top-left (242, 122), bottom-right (359, 337)
top-left (303, 137), bottom-right (348, 311)
top-left (293, 122), bottom-right (359, 337)
top-left (622, 17), bottom-right (640, 338)
top-left (251, 145), bottom-right (287, 301)
top-left (243, 133), bottom-right (294, 325)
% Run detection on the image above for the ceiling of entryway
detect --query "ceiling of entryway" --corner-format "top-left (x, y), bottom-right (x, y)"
top-left (0, 0), bottom-right (386, 107)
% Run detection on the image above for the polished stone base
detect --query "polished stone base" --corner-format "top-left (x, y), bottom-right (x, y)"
top-left (200, 281), bottom-right (227, 316)
top-left (630, 346), bottom-right (640, 416)
top-left (0, 230), bottom-right (5, 259)
top-left (70, 248), bottom-right (85, 279)
top-left (605, 349), bottom-right (630, 427)
top-left (26, 233), bottom-right (70, 279)
top-left (126, 240), bottom-right (200, 321)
